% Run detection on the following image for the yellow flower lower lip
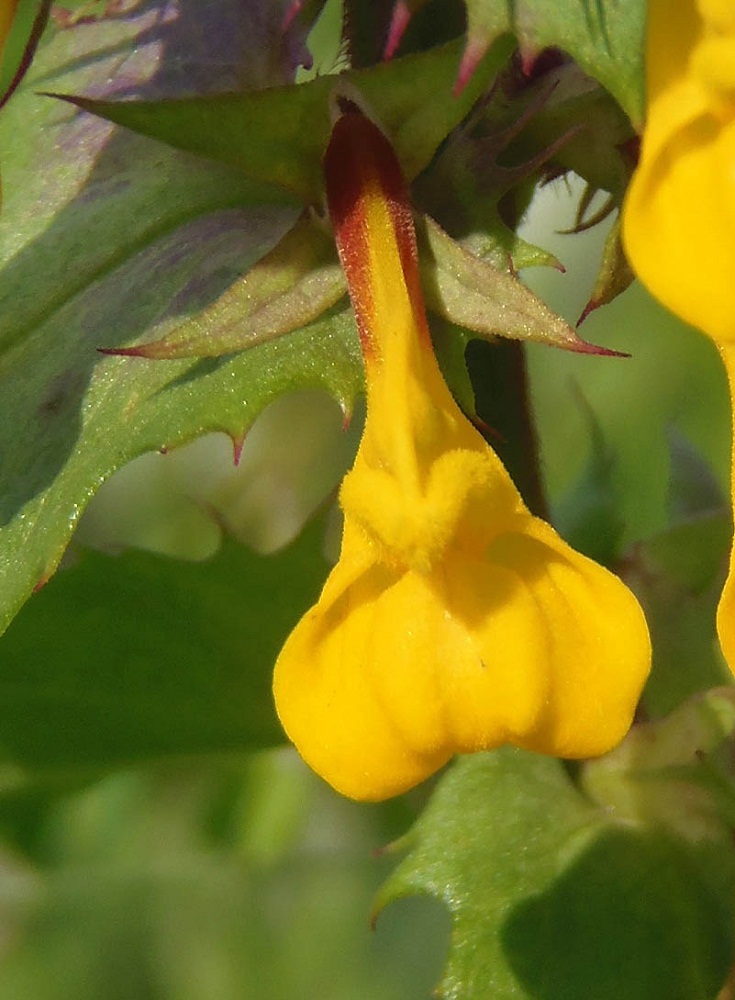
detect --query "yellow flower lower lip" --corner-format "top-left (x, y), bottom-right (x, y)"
top-left (274, 100), bottom-right (651, 801)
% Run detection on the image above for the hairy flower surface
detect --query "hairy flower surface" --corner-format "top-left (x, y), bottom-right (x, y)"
top-left (274, 105), bottom-right (651, 801)
top-left (623, 0), bottom-right (735, 667)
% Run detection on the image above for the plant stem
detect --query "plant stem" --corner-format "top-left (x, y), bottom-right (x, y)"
top-left (465, 337), bottom-right (548, 520)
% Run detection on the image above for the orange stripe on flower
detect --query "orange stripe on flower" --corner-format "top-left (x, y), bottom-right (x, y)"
top-left (323, 101), bottom-right (430, 361)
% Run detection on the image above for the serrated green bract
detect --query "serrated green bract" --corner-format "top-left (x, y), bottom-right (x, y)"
top-left (109, 212), bottom-right (346, 359)
top-left (0, 5), bottom-right (365, 636)
top-left (57, 36), bottom-right (514, 205)
top-left (0, 282), bottom-right (360, 636)
top-left (417, 214), bottom-right (599, 353)
top-left (379, 748), bottom-right (735, 1000)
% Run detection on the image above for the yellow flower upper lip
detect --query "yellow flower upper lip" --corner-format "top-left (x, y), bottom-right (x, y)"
top-left (273, 102), bottom-right (651, 801)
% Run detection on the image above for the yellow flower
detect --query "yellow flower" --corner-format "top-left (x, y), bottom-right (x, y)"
top-left (623, 0), bottom-right (735, 667)
top-left (273, 104), bottom-right (651, 801)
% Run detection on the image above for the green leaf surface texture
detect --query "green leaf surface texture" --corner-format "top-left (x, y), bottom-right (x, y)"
top-left (0, 3), bottom-right (363, 635)
top-left (60, 35), bottom-right (514, 203)
top-left (0, 516), bottom-right (329, 780)
top-left (418, 214), bottom-right (592, 352)
top-left (380, 749), bottom-right (735, 1000)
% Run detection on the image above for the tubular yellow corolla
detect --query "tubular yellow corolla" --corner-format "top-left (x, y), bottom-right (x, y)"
top-left (274, 105), bottom-right (651, 801)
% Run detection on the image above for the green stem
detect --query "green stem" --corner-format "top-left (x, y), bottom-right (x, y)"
top-left (465, 337), bottom-right (548, 520)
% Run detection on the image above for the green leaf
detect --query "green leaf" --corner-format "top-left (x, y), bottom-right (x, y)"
top-left (418, 214), bottom-right (604, 354)
top-left (0, 516), bottom-right (331, 777)
top-left (379, 749), bottom-right (735, 1000)
top-left (116, 203), bottom-right (595, 362)
top-left (107, 212), bottom-right (346, 359)
top-left (460, 0), bottom-right (646, 127)
top-left (54, 35), bottom-right (515, 204)
top-left (513, 67), bottom-right (636, 198)
top-left (0, 6), bottom-right (364, 636)
top-left (0, 289), bottom-right (360, 636)
top-left (413, 59), bottom-right (633, 289)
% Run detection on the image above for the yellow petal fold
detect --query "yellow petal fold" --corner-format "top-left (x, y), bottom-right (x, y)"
top-left (623, 0), bottom-right (735, 673)
top-left (274, 103), bottom-right (651, 801)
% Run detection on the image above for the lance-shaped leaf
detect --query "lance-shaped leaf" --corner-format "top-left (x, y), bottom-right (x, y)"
top-left (418, 214), bottom-right (620, 354)
top-left (104, 212), bottom-right (346, 359)
top-left (378, 749), bottom-right (735, 999)
top-left (112, 209), bottom-right (621, 362)
top-left (51, 35), bottom-right (515, 205)
top-left (455, 0), bottom-right (645, 128)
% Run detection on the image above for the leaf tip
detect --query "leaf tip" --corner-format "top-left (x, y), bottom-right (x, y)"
top-left (384, 1), bottom-right (412, 60)
top-left (571, 336), bottom-right (630, 359)
top-left (97, 345), bottom-right (146, 359)
top-left (231, 433), bottom-right (246, 467)
top-left (33, 570), bottom-right (52, 593)
top-left (281, 0), bottom-right (303, 32)
top-left (453, 36), bottom-right (488, 97)
top-left (471, 414), bottom-right (504, 444)
top-left (577, 299), bottom-right (599, 327)
top-left (340, 398), bottom-right (355, 432)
